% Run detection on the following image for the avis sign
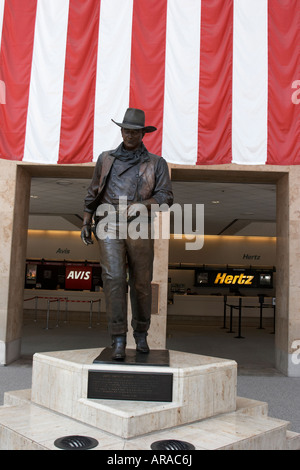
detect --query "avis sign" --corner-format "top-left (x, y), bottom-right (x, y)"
top-left (65, 266), bottom-right (92, 290)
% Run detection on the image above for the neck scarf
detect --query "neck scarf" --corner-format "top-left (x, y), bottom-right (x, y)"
top-left (112, 142), bottom-right (149, 164)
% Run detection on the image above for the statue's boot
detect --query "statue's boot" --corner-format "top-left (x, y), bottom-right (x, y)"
top-left (134, 332), bottom-right (150, 354)
top-left (111, 335), bottom-right (126, 360)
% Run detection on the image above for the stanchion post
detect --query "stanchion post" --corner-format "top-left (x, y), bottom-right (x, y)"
top-left (45, 300), bottom-right (50, 330)
top-left (271, 303), bottom-right (276, 334)
top-left (258, 295), bottom-right (265, 329)
top-left (235, 297), bottom-right (245, 339)
top-left (221, 295), bottom-right (227, 329)
top-left (227, 305), bottom-right (235, 334)
top-left (97, 299), bottom-right (101, 325)
top-left (89, 300), bottom-right (93, 328)
top-left (64, 297), bottom-right (68, 323)
top-left (56, 299), bottom-right (60, 327)
top-left (34, 296), bottom-right (38, 322)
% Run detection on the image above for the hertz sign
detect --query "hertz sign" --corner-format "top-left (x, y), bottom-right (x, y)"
top-left (214, 272), bottom-right (254, 285)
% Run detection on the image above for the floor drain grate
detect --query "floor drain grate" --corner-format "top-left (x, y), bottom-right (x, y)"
top-left (151, 439), bottom-right (195, 450)
top-left (54, 435), bottom-right (99, 450)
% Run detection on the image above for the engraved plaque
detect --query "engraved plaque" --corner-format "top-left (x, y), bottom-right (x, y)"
top-left (87, 370), bottom-right (173, 402)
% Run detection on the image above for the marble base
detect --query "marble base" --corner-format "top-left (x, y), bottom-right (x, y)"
top-left (30, 348), bottom-right (237, 438)
top-left (0, 348), bottom-right (299, 450)
top-left (1, 390), bottom-right (299, 450)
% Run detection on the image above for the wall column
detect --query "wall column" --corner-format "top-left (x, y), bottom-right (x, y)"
top-left (127, 211), bottom-right (170, 349)
top-left (276, 169), bottom-right (300, 376)
top-left (0, 161), bottom-right (30, 365)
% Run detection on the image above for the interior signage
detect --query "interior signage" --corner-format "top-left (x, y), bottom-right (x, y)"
top-left (56, 248), bottom-right (70, 254)
top-left (65, 266), bottom-right (92, 290)
top-left (214, 272), bottom-right (254, 285)
top-left (195, 267), bottom-right (273, 289)
top-left (242, 253), bottom-right (261, 260)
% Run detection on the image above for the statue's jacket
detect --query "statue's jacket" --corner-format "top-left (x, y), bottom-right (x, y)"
top-left (84, 144), bottom-right (173, 214)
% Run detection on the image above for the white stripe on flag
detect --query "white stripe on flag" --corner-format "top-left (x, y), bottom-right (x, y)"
top-left (232, 0), bottom-right (268, 165)
top-left (0, 0), bottom-right (5, 49)
top-left (0, 0), bottom-right (5, 106)
top-left (93, 0), bottom-right (133, 161)
top-left (162, 0), bottom-right (201, 165)
top-left (23, 0), bottom-right (69, 163)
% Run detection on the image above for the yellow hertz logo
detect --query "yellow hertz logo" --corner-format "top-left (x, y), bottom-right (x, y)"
top-left (214, 273), bottom-right (254, 285)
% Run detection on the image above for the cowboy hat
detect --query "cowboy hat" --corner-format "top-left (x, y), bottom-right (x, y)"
top-left (112, 108), bottom-right (157, 133)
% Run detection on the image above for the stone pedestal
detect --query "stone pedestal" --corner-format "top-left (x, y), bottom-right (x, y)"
top-left (30, 348), bottom-right (236, 439)
top-left (0, 348), bottom-right (299, 450)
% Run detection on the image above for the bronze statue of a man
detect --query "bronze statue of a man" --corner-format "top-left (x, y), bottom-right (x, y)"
top-left (81, 108), bottom-right (173, 360)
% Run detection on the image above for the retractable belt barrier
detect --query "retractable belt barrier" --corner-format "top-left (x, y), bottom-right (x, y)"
top-left (222, 295), bottom-right (276, 339)
top-left (24, 296), bottom-right (101, 330)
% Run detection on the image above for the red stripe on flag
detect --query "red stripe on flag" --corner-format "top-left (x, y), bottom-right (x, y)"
top-left (58, 0), bottom-right (100, 164)
top-left (0, 0), bottom-right (37, 161)
top-left (129, 0), bottom-right (167, 156)
top-left (197, 0), bottom-right (233, 165)
top-left (267, 0), bottom-right (300, 165)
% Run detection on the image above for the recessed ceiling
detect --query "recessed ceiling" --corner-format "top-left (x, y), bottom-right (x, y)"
top-left (28, 178), bottom-right (276, 236)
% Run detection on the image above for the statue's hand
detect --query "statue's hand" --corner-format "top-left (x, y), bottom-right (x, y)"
top-left (81, 225), bottom-right (93, 245)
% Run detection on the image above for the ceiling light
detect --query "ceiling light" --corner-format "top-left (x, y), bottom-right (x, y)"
top-left (211, 200), bottom-right (220, 204)
top-left (30, 195), bottom-right (39, 199)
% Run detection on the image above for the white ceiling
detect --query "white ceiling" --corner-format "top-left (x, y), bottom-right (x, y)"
top-left (28, 178), bottom-right (276, 237)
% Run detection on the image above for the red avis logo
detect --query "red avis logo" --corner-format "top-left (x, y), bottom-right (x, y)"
top-left (66, 270), bottom-right (91, 280)
top-left (65, 266), bottom-right (92, 289)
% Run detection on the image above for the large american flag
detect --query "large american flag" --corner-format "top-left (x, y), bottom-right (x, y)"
top-left (0, 0), bottom-right (299, 165)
